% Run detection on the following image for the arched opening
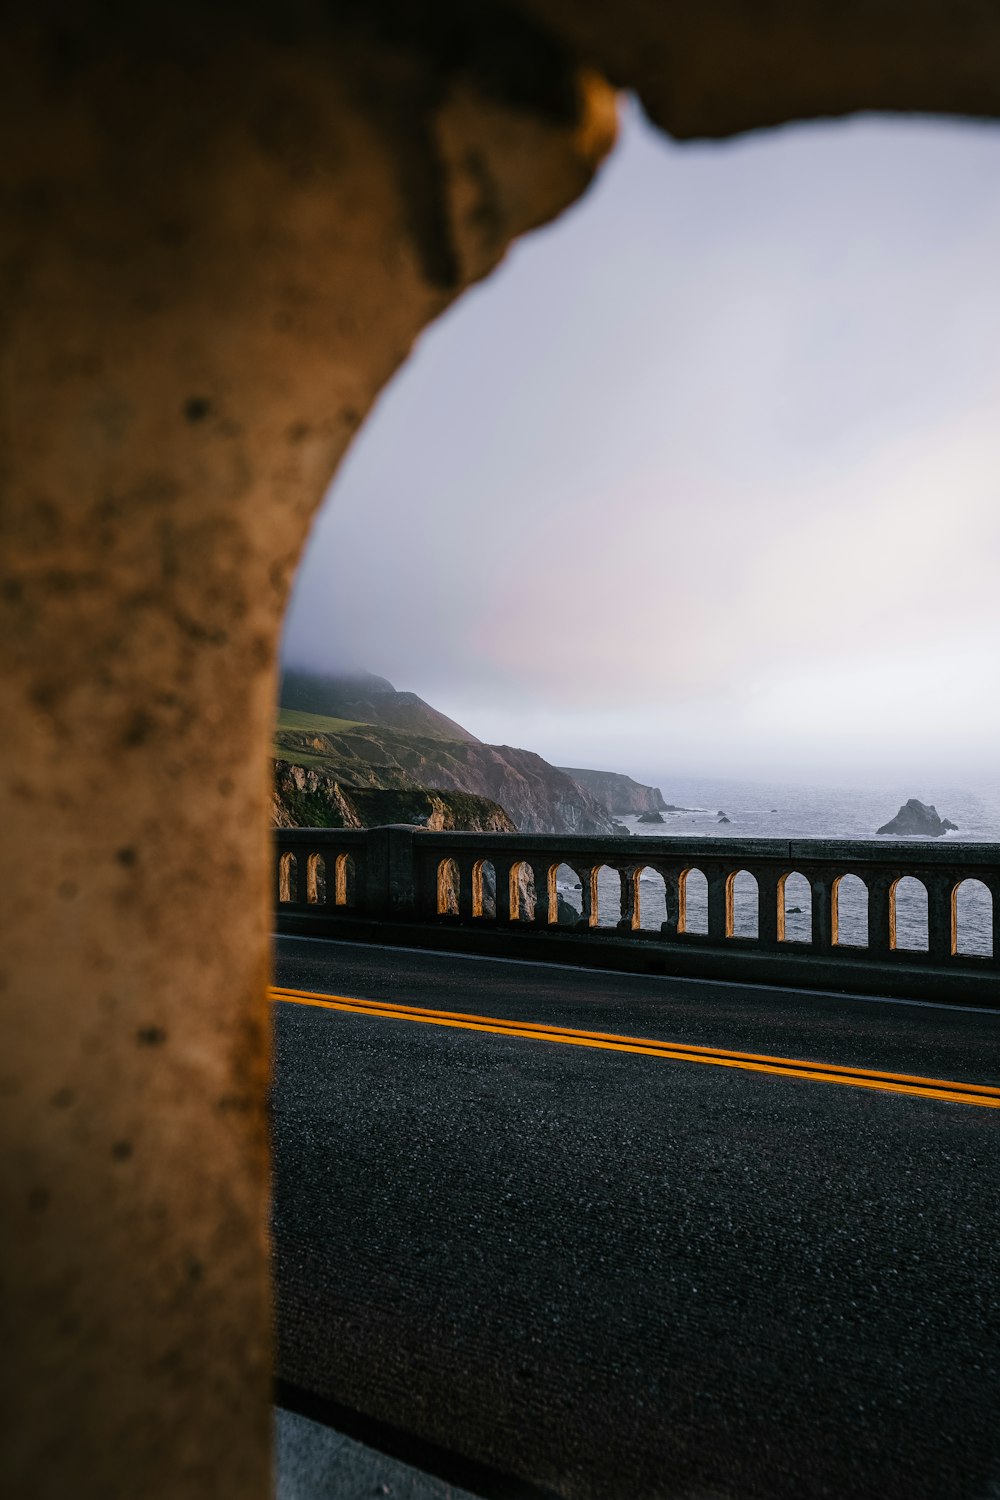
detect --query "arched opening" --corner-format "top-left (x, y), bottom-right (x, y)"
top-left (778, 872), bottom-right (812, 944)
top-left (832, 874), bottom-right (868, 948)
top-left (278, 852), bottom-right (298, 905)
top-left (726, 870), bottom-right (759, 940)
top-left (334, 852), bottom-right (356, 908)
top-left (306, 853), bottom-right (326, 905)
top-left (437, 858), bottom-right (460, 917)
top-left (890, 876), bottom-right (929, 951)
top-left (509, 861), bottom-right (536, 923)
top-left (952, 878), bottom-right (993, 957)
top-left (678, 868), bottom-right (708, 936)
top-left (473, 859), bottom-right (497, 920)
top-left (636, 866), bottom-right (666, 931)
top-left (594, 864), bottom-right (621, 928)
top-left (551, 863), bottom-right (583, 923)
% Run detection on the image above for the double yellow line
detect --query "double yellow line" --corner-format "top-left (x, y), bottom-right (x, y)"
top-left (270, 986), bottom-right (1000, 1110)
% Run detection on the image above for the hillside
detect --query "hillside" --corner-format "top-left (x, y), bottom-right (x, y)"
top-left (280, 668), bottom-right (480, 743)
top-left (559, 767), bottom-right (667, 815)
top-left (274, 705), bottom-right (618, 835)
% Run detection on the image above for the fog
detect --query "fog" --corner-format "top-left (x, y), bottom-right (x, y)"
top-left (282, 100), bottom-right (1000, 789)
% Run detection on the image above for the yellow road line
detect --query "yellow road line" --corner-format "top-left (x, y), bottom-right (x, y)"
top-left (269, 986), bottom-right (1000, 1110)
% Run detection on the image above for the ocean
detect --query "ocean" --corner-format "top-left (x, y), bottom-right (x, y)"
top-left (557, 776), bottom-right (999, 958)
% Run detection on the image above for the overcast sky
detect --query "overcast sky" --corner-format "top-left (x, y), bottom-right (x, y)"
top-left (282, 100), bottom-right (1000, 788)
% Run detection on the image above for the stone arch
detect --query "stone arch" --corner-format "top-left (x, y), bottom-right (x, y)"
top-left (890, 876), bottom-right (929, 951)
top-left (509, 861), bottom-right (536, 922)
top-left (594, 864), bottom-right (621, 927)
top-left (278, 852), bottom-right (298, 905)
top-left (334, 853), bottom-right (356, 908)
top-left (11, 10), bottom-right (1000, 1495)
top-left (437, 857), bottom-right (460, 917)
top-left (832, 874), bottom-right (868, 948)
top-left (726, 869), bottom-right (759, 939)
top-left (473, 859), bottom-right (496, 920)
top-left (678, 867), bottom-right (708, 935)
top-left (952, 878), bottom-right (993, 957)
top-left (551, 863), bottom-right (583, 923)
top-left (635, 866), bottom-right (666, 931)
top-left (777, 871), bottom-right (812, 943)
top-left (306, 853), bottom-right (326, 905)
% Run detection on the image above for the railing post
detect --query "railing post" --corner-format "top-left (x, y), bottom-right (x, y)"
top-left (757, 868), bottom-right (780, 948)
top-left (574, 865), bottom-right (597, 929)
top-left (985, 876), bottom-right (1000, 969)
top-left (926, 872), bottom-right (954, 960)
top-left (456, 856), bottom-right (476, 922)
top-left (660, 869), bottom-right (680, 940)
top-left (867, 873), bottom-right (893, 957)
top-left (617, 867), bottom-right (637, 932)
top-left (707, 869), bottom-right (727, 942)
top-left (364, 825), bottom-right (417, 920)
top-left (810, 873), bottom-right (833, 953)
top-left (494, 860), bottom-right (515, 923)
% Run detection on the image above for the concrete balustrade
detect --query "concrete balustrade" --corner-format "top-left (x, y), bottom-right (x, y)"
top-left (275, 827), bottom-right (1000, 1006)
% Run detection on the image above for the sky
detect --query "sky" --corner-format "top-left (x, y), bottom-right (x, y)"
top-left (282, 99), bottom-right (1000, 789)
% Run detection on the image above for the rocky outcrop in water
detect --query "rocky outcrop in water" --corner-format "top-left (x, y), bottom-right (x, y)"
top-left (876, 799), bottom-right (958, 838)
top-left (636, 810), bottom-right (665, 824)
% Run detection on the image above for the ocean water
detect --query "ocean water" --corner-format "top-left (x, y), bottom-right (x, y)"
top-left (556, 776), bottom-right (999, 958)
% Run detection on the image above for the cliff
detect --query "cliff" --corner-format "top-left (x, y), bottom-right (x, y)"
top-left (559, 766), bottom-right (667, 815)
top-left (274, 709), bottom-right (618, 835)
top-left (273, 760), bottom-right (515, 832)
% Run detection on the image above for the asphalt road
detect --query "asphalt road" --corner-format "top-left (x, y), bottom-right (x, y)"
top-left (271, 936), bottom-right (1000, 1500)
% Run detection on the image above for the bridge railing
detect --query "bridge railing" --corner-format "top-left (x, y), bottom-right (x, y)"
top-left (274, 825), bottom-right (1000, 1004)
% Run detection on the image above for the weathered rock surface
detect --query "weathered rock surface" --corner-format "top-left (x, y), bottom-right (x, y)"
top-left (273, 759), bottom-right (514, 832)
top-left (559, 765), bottom-right (667, 814)
top-left (636, 810), bottom-right (665, 824)
top-left (876, 799), bottom-right (958, 837)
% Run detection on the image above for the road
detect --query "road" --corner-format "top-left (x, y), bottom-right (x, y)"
top-left (271, 935), bottom-right (1000, 1500)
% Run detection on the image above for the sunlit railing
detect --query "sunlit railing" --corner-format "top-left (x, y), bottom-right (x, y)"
top-left (274, 826), bottom-right (1000, 1003)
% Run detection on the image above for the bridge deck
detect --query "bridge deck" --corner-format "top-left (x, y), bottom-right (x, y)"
top-left (272, 936), bottom-right (1000, 1500)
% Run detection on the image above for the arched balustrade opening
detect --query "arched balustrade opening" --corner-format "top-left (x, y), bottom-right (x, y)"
top-left (636, 867), bottom-right (666, 930)
top-left (278, 851), bottom-right (298, 904)
top-left (306, 853), bottom-right (326, 905)
top-left (436, 858), bottom-right (460, 917)
top-left (726, 869), bottom-right (759, 939)
top-left (473, 859), bottom-right (497, 920)
top-left (890, 876), bottom-right (929, 951)
top-left (679, 867), bottom-right (708, 935)
top-left (510, 861), bottom-right (536, 922)
top-left (594, 864), bottom-right (621, 927)
top-left (832, 874), bottom-right (868, 948)
top-left (334, 853), bottom-right (356, 908)
top-left (552, 863), bottom-right (583, 922)
top-left (778, 871), bottom-right (812, 943)
top-left (952, 878), bottom-right (993, 957)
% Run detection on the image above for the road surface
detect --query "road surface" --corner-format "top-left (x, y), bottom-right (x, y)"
top-left (271, 935), bottom-right (1000, 1500)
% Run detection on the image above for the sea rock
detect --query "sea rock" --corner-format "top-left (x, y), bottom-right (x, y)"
top-left (636, 810), bottom-right (665, 824)
top-left (876, 799), bottom-right (958, 838)
top-left (717, 814), bottom-right (731, 825)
